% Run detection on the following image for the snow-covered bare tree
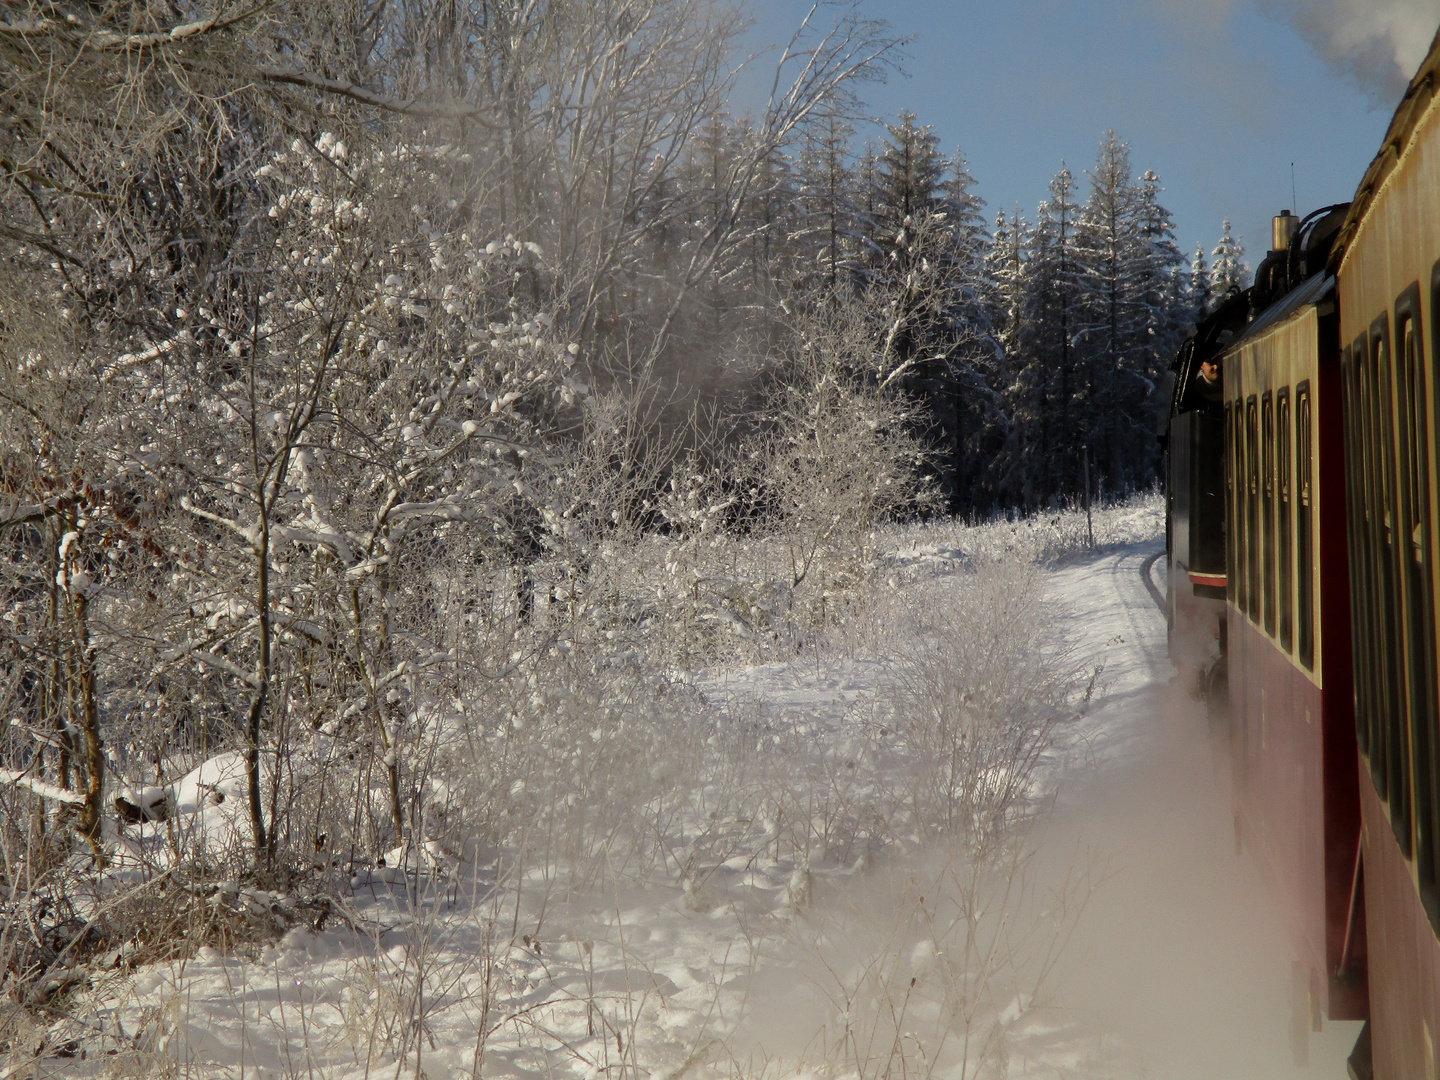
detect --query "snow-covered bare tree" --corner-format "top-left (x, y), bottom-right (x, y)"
top-left (0, 0), bottom-right (903, 871)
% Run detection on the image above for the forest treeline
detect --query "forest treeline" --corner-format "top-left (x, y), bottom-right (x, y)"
top-left (0, 1), bottom-right (1245, 871)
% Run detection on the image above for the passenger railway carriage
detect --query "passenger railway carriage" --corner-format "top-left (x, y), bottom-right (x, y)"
top-left (1165, 26), bottom-right (1440, 1078)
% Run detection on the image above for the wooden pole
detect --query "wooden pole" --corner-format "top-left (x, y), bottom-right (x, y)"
top-left (1082, 444), bottom-right (1094, 547)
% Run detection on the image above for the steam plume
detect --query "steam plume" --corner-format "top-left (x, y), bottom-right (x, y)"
top-left (1263, 0), bottom-right (1439, 103)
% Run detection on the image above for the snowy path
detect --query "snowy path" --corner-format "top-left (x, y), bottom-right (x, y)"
top-left (1034, 539), bottom-right (1365, 1078)
top-left (1043, 539), bottom-right (1172, 779)
top-left (80, 521), bottom-right (1365, 1080)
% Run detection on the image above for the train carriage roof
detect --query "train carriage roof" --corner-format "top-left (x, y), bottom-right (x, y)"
top-left (1330, 24), bottom-right (1440, 270)
top-left (1232, 271), bottom-right (1334, 349)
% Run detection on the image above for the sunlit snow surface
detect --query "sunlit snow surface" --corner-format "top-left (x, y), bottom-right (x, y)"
top-left (64, 498), bottom-right (1360, 1078)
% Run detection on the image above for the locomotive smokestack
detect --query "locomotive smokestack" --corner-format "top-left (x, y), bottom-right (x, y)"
top-left (1272, 210), bottom-right (1300, 252)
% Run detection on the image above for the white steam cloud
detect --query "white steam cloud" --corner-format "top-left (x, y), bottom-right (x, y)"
top-left (1264, 0), bottom-right (1439, 102)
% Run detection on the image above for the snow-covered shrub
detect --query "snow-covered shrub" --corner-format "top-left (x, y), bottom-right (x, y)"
top-left (434, 656), bottom-right (712, 892)
top-left (741, 841), bottom-right (1100, 1080)
top-left (871, 562), bottom-right (1080, 845)
top-left (880, 487), bottom-right (1164, 568)
top-left (749, 290), bottom-right (939, 596)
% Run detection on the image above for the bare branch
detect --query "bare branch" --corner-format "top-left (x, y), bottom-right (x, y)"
top-left (256, 67), bottom-right (495, 124)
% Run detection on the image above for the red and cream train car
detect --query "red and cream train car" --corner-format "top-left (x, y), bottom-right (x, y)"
top-left (1223, 269), bottom-right (1366, 1043)
top-left (1332, 34), bottom-right (1440, 1079)
top-left (1173, 29), bottom-right (1440, 1079)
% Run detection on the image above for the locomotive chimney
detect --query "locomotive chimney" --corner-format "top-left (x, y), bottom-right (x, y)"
top-left (1272, 210), bottom-right (1300, 251)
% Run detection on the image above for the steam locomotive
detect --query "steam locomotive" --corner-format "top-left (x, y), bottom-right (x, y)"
top-left (1165, 25), bottom-right (1440, 1079)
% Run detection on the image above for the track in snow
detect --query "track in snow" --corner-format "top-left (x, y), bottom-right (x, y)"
top-left (1038, 537), bottom-right (1366, 1080)
top-left (1139, 549), bottom-right (1166, 614)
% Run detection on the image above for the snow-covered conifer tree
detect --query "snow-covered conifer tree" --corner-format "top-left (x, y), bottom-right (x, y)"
top-left (1073, 132), bottom-right (1149, 489)
top-left (1190, 242), bottom-right (1212, 321)
top-left (1131, 167), bottom-right (1189, 468)
top-left (862, 114), bottom-right (978, 509)
top-left (873, 111), bottom-right (947, 245)
top-left (1210, 219), bottom-right (1251, 299)
top-left (795, 109), bottom-right (861, 289)
top-left (1004, 166), bottom-right (1083, 506)
top-left (986, 207), bottom-right (1028, 366)
top-left (939, 149), bottom-right (1003, 510)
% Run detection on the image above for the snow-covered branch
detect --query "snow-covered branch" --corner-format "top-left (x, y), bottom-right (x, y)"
top-left (0, 768), bottom-right (86, 806)
top-left (0, 6), bottom-right (263, 50)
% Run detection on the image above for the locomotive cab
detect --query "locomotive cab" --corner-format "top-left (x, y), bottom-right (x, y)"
top-left (1166, 299), bottom-right (1244, 700)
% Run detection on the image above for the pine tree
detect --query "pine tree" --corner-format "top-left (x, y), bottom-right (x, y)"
top-left (1073, 132), bottom-right (1149, 489)
top-left (987, 206), bottom-right (1050, 507)
top-left (872, 111), bottom-right (947, 258)
top-left (996, 166), bottom-right (1083, 507)
top-left (1132, 167), bottom-right (1188, 470)
top-left (855, 142), bottom-right (882, 274)
top-left (938, 149), bottom-right (1002, 512)
top-left (863, 116), bottom-right (993, 511)
top-left (795, 108), bottom-right (860, 290)
top-left (1210, 219), bottom-right (1251, 299)
top-left (941, 150), bottom-right (990, 290)
top-left (1190, 242), bottom-right (1211, 321)
top-left (986, 207), bottom-right (1027, 366)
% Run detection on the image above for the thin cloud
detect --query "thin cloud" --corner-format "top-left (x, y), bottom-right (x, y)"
top-left (1261, 0), bottom-right (1438, 103)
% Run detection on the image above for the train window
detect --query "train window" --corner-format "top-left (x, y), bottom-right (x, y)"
top-left (1373, 313), bottom-right (1412, 856)
top-left (1225, 401), bottom-right (1237, 604)
top-left (1226, 403), bottom-right (1238, 610)
top-left (1247, 396), bottom-right (1261, 624)
top-left (1399, 281), bottom-right (1439, 929)
top-left (1263, 392), bottom-right (1277, 637)
top-left (1356, 337), bottom-right (1389, 797)
top-left (1297, 385), bottom-right (1314, 669)
top-left (1278, 389), bottom-right (1293, 653)
top-left (1235, 396), bottom-right (1248, 613)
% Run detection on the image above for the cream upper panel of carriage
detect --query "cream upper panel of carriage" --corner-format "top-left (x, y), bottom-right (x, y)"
top-left (1232, 306), bottom-right (1322, 398)
top-left (1228, 305), bottom-right (1326, 685)
top-left (1339, 87), bottom-right (1440, 338)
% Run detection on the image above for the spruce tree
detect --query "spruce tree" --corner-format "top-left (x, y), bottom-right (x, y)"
top-left (1190, 242), bottom-right (1211, 321)
top-left (873, 111), bottom-right (947, 248)
top-left (939, 149), bottom-right (1002, 512)
top-left (986, 207), bottom-right (1028, 364)
top-left (1210, 219), bottom-right (1251, 298)
top-left (1132, 167), bottom-right (1188, 471)
top-left (795, 108), bottom-right (861, 290)
top-left (989, 206), bottom-right (1054, 507)
top-left (1015, 165), bottom-right (1083, 504)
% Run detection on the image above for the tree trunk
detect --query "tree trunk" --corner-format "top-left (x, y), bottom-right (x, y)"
top-left (247, 515), bottom-right (272, 864)
top-left (69, 590), bottom-right (105, 859)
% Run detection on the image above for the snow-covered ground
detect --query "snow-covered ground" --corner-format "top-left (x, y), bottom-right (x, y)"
top-left (35, 500), bottom-right (1362, 1078)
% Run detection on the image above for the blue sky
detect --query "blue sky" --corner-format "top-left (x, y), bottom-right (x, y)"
top-left (735, 0), bottom-right (1424, 273)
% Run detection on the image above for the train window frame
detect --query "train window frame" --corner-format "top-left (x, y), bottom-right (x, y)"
top-left (1225, 401), bottom-right (1237, 604)
top-left (1262, 391), bottom-right (1277, 637)
top-left (1235, 395), bottom-right (1249, 614)
top-left (1401, 274), bottom-right (1440, 932)
top-left (1297, 383), bottom-right (1314, 670)
top-left (1278, 388), bottom-right (1293, 654)
top-left (1355, 335), bottom-right (1388, 797)
top-left (1372, 311), bottom-right (1412, 856)
top-left (1247, 395), bottom-right (1261, 624)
